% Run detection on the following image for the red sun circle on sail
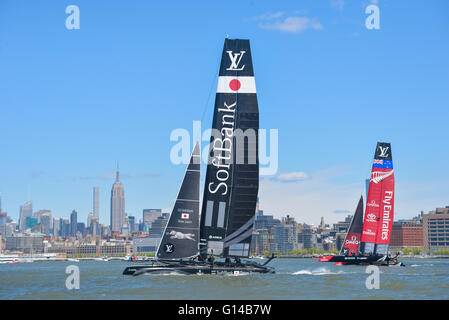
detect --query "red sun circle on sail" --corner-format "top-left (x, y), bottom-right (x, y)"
top-left (229, 79), bottom-right (241, 91)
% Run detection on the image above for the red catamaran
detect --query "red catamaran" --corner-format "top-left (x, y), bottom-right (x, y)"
top-left (319, 142), bottom-right (404, 266)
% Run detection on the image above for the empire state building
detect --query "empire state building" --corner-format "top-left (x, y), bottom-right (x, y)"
top-left (110, 164), bottom-right (125, 233)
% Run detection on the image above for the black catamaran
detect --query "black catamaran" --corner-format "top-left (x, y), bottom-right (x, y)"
top-left (319, 142), bottom-right (404, 266)
top-left (123, 38), bottom-right (275, 276)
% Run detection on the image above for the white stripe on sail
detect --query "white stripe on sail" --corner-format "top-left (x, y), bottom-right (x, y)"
top-left (216, 76), bottom-right (256, 93)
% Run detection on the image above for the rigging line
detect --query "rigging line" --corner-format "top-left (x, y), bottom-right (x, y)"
top-left (200, 43), bottom-right (222, 123)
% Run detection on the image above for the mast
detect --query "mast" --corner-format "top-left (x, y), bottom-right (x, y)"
top-left (360, 142), bottom-right (394, 255)
top-left (340, 196), bottom-right (364, 256)
top-left (156, 142), bottom-right (201, 259)
top-left (200, 39), bottom-right (259, 258)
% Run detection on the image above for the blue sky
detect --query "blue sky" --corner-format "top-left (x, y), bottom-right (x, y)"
top-left (0, 0), bottom-right (448, 225)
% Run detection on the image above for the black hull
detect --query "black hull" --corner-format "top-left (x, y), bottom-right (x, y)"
top-left (123, 260), bottom-right (275, 276)
top-left (319, 254), bottom-right (404, 266)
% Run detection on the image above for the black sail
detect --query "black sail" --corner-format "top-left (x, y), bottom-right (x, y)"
top-left (200, 39), bottom-right (259, 258)
top-left (157, 142), bottom-right (200, 259)
top-left (340, 196), bottom-right (364, 256)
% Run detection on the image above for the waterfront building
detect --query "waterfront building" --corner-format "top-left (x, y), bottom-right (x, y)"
top-left (251, 229), bottom-right (275, 255)
top-left (93, 187), bottom-right (100, 219)
top-left (47, 242), bottom-right (131, 256)
top-left (390, 216), bottom-right (424, 249)
top-left (423, 206), bottom-right (449, 251)
top-left (5, 233), bottom-right (45, 254)
top-left (110, 165), bottom-right (125, 232)
top-left (133, 236), bottom-right (160, 254)
top-left (70, 210), bottom-right (77, 237)
top-left (19, 200), bottom-right (33, 231)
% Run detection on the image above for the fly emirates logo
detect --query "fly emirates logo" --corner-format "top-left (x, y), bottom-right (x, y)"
top-left (380, 191), bottom-right (393, 240)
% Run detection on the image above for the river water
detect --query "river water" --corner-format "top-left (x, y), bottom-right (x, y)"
top-left (1, 257), bottom-right (448, 300)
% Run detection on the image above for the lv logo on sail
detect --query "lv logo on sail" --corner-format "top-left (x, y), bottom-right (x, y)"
top-left (226, 51), bottom-right (246, 71)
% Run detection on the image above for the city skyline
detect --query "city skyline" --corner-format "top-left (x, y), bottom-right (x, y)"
top-left (0, 1), bottom-right (448, 225)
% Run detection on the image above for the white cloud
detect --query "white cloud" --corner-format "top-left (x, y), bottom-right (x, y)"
top-left (259, 166), bottom-right (361, 225)
top-left (252, 12), bottom-right (285, 21)
top-left (333, 210), bottom-right (351, 214)
top-left (259, 16), bottom-right (323, 34)
top-left (273, 171), bottom-right (311, 182)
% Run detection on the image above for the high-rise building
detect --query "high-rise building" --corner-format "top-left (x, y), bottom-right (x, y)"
top-left (89, 217), bottom-right (99, 236)
top-left (53, 217), bottom-right (60, 237)
top-left (70, 210), bottom-right (77, 237)
top-left (128, 216), bottom-right (135, 233)
top-left (93, 187), bottom-right (100, 219)
top-left (77, 222), bottom-right (85, 235)
top-left (34, 210), bottom-right (51, 223)
top-left (87, 212), bottom-right (94, 229)
top-left (40, 214), bottom-right (51, 235)
top-left (298, 224), bottom-right (318, 250)
top-left (274, 215), bottom-right (298, 253)
top-left (253, 213), bottom-right (281, 230)
top-left (19, 200), bottom-right (33, 231)
top-left (148, 215), bottom-right (168, 237)
top-left (142, 209), bottom-right (162, 226)
top-left (25, 216), bottom-right (38, 229)
top-left (110, 165), bottom-right (125, 232)
top-left (0, 212), bottom-right (7, 236)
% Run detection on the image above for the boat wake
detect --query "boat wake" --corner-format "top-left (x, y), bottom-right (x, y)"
top-left (292, 267), bottom-right (347, 275)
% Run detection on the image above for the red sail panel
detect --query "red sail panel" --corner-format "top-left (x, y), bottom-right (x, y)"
top-left (374, 170), bottom-right (394, 255)
top-left (360, 142), bottom-right (393, 255)
top-left (341, 196), bottom-right (364, 256)
top-left (342, 232), bottom-right (361, 256)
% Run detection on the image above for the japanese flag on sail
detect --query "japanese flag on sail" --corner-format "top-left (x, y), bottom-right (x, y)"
top-left (217, 76), bottom-right (256, 93)
top-left (181, 213), bottom-right (189, 219)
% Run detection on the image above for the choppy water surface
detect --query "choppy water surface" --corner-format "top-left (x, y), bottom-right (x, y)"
top-left (1, 258), bottom-right (448, 299)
